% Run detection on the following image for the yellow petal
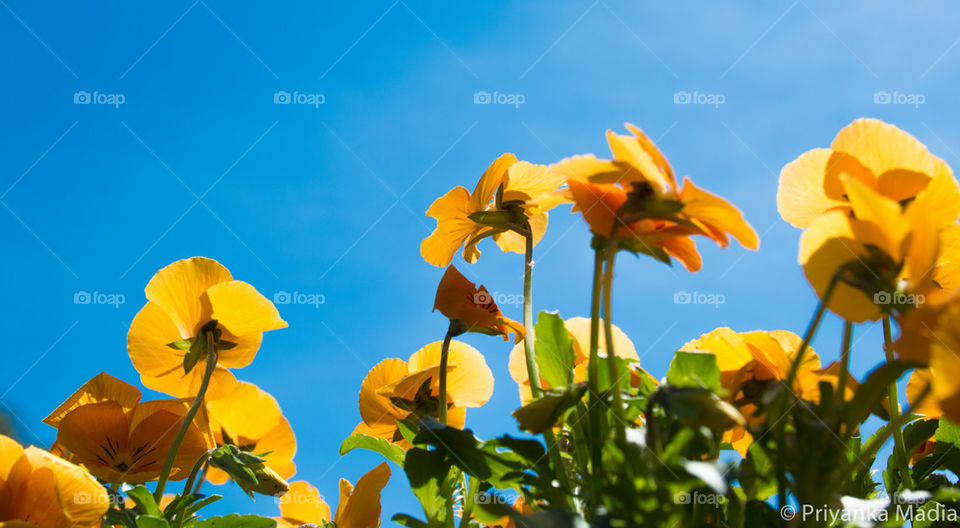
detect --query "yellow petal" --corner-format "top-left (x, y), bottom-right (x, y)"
top-left (494, 212), bottom-right (547, 254)
top-left (679, 177), bottom-right (758, 250)
top-left (841, 175), bottom-right (909, 259)
top-left (777, 148), bottom-right (870, 228)
top-left (549, 154), bottom-right (633, 185)
top-left (831, 118), bottom-right (936, 190)
top-left (471, 154), bottom-right (517, 211)
top-left (205, 280), bottom-right (287, 336)
top-left (605, 124), bottom-right (673, 193)
top-left (799, 211), bottom-right (880, 323)
top-left (144, 257), bottom-right (232, 336)
top-left (279, 481), bottom-right (332, 525)
top-left (906, 158), bottom-right (960, 228)
top-left (358, 359), bottom-right (411, 428)
top-left (255, 417), bottom-right (298, 480)
top-left (44, 372), bottom-right (141, 428)
top-left (207, 382), bottom-right (284, 442)
top-left (55, 401), bottom-right (130, 482)
top-left (18, 446), bottom-right (109, 526)
top-left (421, 187), bottom-right (478, 267)
top-left (905, 207), bottom-right (940, 294)
top-left (907, 368), bottom-right (941, 419)
top-left (408, 341), bottom-right (493, 408)
top-left (334, 462), bottom-right (391, 528)
top-left (0, 434), bottom-right (24, 482)
top-left (680, 328), bottom-right (753, 373)
top-left (934, 224), bottom-right (960, 289)
top-left (503, 161), bottom-right (566, 209)
top-left (659, 235), bottom-right (703, 272)
top-left (567, 179), bottom-right (626, 237)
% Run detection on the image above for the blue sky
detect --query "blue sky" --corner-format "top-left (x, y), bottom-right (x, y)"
top-left (1, 0), bottom-right (959, 520)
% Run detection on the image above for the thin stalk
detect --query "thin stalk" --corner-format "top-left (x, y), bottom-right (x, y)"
top-left (177, 450), bottom-right (214, 528)
top-left (587, 248), bottom-right (605, 495)
top-left (775, 271), bottom-right (841, 508)
top-left (838, 322), bottom-right (853, 406)
top-left (154, 330), bottom-right (218, 502)
top-left (602, 233), bottom-right (627, 444)
top-left (459, 475), bottom-right (479, 528)
top-left (522, 232), bottom-right (573, 497)
top-left (883, 316), bottom-right (914, 490)
top-left (438, 324), bottom-right (454, 425)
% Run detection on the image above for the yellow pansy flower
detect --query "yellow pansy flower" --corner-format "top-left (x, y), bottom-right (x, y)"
top-left (275, 463), bottom-right (390, 528)
top-left (433, 265), bottom-right (524, 342)
top-left (43, 373), bottom-right (213, 484)
top-left (798, 175), bottom-right (940, 322)
top-left (554, 123), bottom-right (758, 270)
top-left (0, 435), bottom-right (109, 528)
top-left (127, 257), bottom-right (287, 399)
top-left (421, 154), bottom-right (566, 267)
top-left (778, 118), bottom-right (960, 230)
top-left (508, 316), bottom-right (655, 404)
top-left (204, 381), bottom-right (297, 485)
top-left (353, 341), bottom-right (494, 449)
top-left (680, 328), bottom-right (830, 456)
top-left (904, 368), bottom-right (941, 464)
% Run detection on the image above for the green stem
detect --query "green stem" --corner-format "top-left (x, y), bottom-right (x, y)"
top-left (459, 475), bottom-right (479, 528)
top-left (521, 232), bottom-right (572, 497)
top-left (883, 316), bottom-right (914, 490)
top-left (775, 271), bottom-right (841, 508)
top-left (438, 325), bottom-right (454, 425)
top-left (587, 248), bottom-right (605, 495)
top-left (838, 321), bottom-right (853, 407)
top-left (602, 233), bottom-right (627, 444)
top-left (176, 450), bottom-right (214, 528)
top-left (154, 329), bottom-right (218, 502)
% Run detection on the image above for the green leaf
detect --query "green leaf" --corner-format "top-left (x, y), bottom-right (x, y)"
top-left (666, 352), bottom-right (721, 393)
top-left (415, 421), bottom-right (529, 487)
top-left (183, 332), bottom-right (207, 375)
top-left (391, 514), bottom-right (430, 528)
top-left (403, 448), bottom-right (451, 523)
top-left (936, 416), bottom-right (960, 445)
top-left (126, 485), bottom-right (162, 516)
top-left (845, 360), bottom-right (922, 426)
top-left (533, 311), bottom-right (576, 388)
top-left (339, 433), bottom-right (406, 466)
top-left (185, 515), bottom-right (277, 528)
top-left (166, 338), bottom-right (193, 351)
top-left (739, 443), bottom-right (777, 500)
top-left (512, 385), bottom-right (587, 434)
top-left (136, 516), bottom-right (169, 528)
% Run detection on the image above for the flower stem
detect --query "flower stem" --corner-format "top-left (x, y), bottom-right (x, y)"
top-left (587, 248), bottom-right (605, 490)
top-left (602, 233), bottom-right (627, 444)
top-left (883, 316), bottom-right (914, 490)
top-left (154, 329), bottom-right (218, 502)
top-left (775, 271), bottom-right (841, 508)
top-left (522, 232), bottom-right (572, 496)
top-left (438, 325), bottom-right (454, 425)
top-left (838, 321), bottom-right (853, 407)
top-left (176, 450), bottom-right (214, 528)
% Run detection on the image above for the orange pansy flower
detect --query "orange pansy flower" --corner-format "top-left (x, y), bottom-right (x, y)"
top-left (353, 341), bottom-right (494, 449)
top-left (0, 435), bottom-right (108, 528)
top-left (127, 257), bottom-right (287, 399)
top-left (433, 265), bottom-right (524, 342)
top-left (204, 381), bottom-right (297, 486)
top-left (43, 372), bottom-right (212, 484)
top-left (275, 463), bottom-right (390, 528)
top-left (553, 123), bottom-right (757, 271)
top-left (421, 154), bottom-right (566, 267)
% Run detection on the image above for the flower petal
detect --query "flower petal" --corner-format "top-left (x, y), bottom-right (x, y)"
top-left (421, 187), bottom-right (479, 267)
top-left (334, 462), bottom-right (391, 528)
top-left (679, 177), bottom-right (758, 250)
top-left (279, 481), bottom-right (331, 525)
top-left (494, 212), bottom-right (547, 254)
top-left (205, 280), bottom-right (287, 337)
top-left (831, 118), bottom-right (936, 187)
top-left (207, 381), bottom-right (284, 442)
top-left (777, 149), bottom-right (872, 228)
top-left (144, 257), bottom-right (232, 336)
top-left (471, 154), bottom-right (517, 211)
top-left (44, 372), bottom-right (141, 428)
top-left (408, 340), bottom-right (493, 408)
top-left (503, 161), bottom-right (565, 210)
top-left (358, 359), bottom-right (411, 427)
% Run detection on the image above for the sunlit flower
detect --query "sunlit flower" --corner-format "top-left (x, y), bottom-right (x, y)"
top-left (895, 290), bottom-right (960, 422)
top-left (421, 155), bottom-right (566, 267)
top-left (0, 434), bottom-right (108, 528)
top-left (508, 316), bottom-right (655, 404)
top-left (778, 118), bottom-right (960, 230)
top-left (127, 257), bottom-right (287, 398)
top-left (798, 175), bottom-right (940, 322)
top-left (680, 328), bottom-right (833, 456)
top-left (553, 123), bottom-right (758, 270)
top-left (275, 463), bottom-right (391, 528)
top-left (433, 265), bottom-right (524, 342)
top-left (43, 372), bottom-right (212, 484)
top-left (353, 341), bottom-right (494, 449)
top-left (494, 496), bottom-right (534, 528)
top-left (204, 381), bottom-right (296, 485)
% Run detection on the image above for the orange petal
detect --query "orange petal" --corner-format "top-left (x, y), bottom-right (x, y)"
top-left (44, 372), bottom-right (141, 428)
top-left (605, 125), bottom-right (673, 193)
top-left (679, 177), bottom-right (758, 250)
top-left (334, 462), bottom-right (391, 528)
top-left (206, 381), bottom-right (284, 442)
top-left (407, 340), bottom-right (493, 408)
top-left (567, 179), bottom-right (626, 236)
top-left (421, 187), bottom-right (478, 267)
top-left (279, 481), bottom-right (332, 525)
top-left (493, 211), bottom-right (547, 254)
top-left (503, 161), bottom-right (566, 210)
top-left (358, 359), bottom-right (411, 427)
top-left (471, 154), bottom-right (517, 211)
top-left (205, 280), bottom-right (287, 336)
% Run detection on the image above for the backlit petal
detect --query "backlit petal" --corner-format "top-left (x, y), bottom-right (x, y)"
top-left (359, 359), bottom-right (411, 427)
top-left (279, 481), bottom-right (331, 525)
top-left (144, 257), bottom-right (232, 336)
top-left (831, 119), bottom-right (936, 188)
top-left (207, 382), bottom-right (284, 442)
top-left (205, 280), bottom-right (287, 336)
top-left (44, 373), bottom-right (141, 428)
top-left (408, 341), bottom-right (493, 408)
top-left (334, 462), bottom-right (391, 528)
top-left (679, 177), bottom-right (758, 250)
